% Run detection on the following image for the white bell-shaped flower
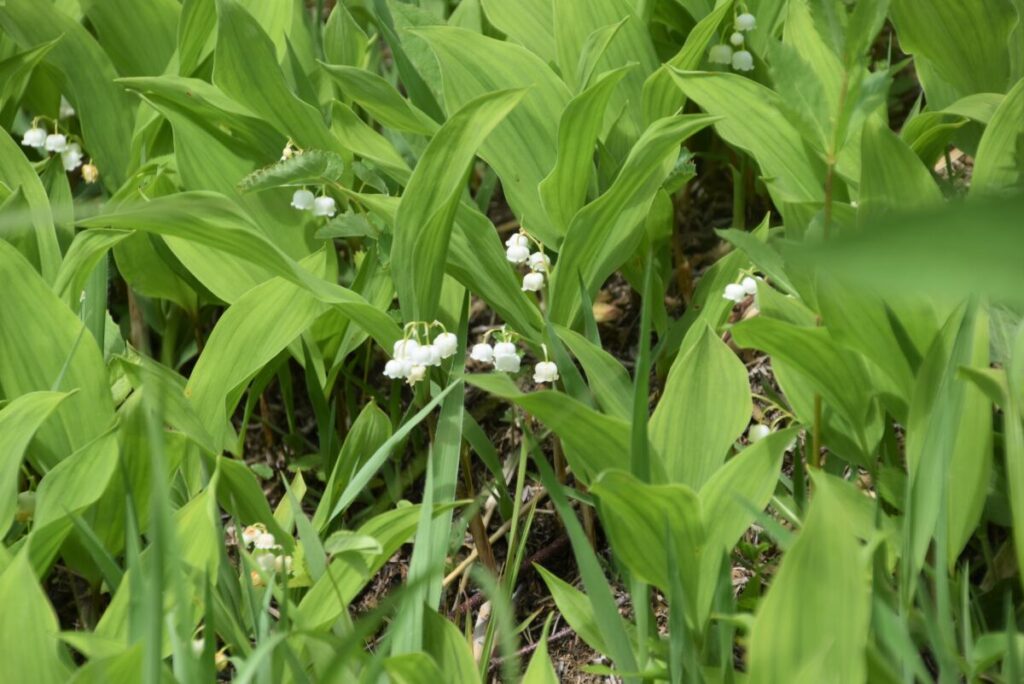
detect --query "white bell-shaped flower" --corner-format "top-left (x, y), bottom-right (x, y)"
top-left (44, 133), bottom-right (68, 153)
top-left (256, 552), bottom-right (277, 573)
top-left (506, 244), bottom-right (530, 264)
top-left (723, 283), bottom-right (746, 302)
top-left (59, 96), bottom-right (76, 119)
top-left (433, 332), bottom-right (458, 358)
top-left (470, 343), bottom-right (494, 363)
top-left (709, 44), bottom-right (733, 65)
top-left (424, 344), bottom-right (443, 367)
top-left (731, 50), bottom-right (755, 72)
top-left (21, 127), bottom-right (47, 149)
top-left (505, 233), bottom-right (529, 249)
top-left (493, 342), bottom-right (521, 373)
top-left (274, 554), bottom-right (294, 575)
top-left (291, 189), bottom-right (315, 211)
top-left (383, 359), bottom-right (411, 379)
top-left (241, 524), bottom-right (265, 547)
top-left (254, 532), bottom-right (278, 550)
top-left (735, 13), bottom-right (757, 31)
top-left (393, 339), bottom-right (419, 360)
top-left (748, 424), bottom-right (771, 443)
top-left (533, 361), bottom-right (559, 384)
top-left (741, 276), bottom-right (758, 296)
top-left (730, 31), bottom-right (745, 47)
top-left (407, 365), bottom-right (427, 384)
top-left (410, 345), bottom-right (434, 366)
top-left (61, 143), bottom-right (83, 171)
top-left (313, 196), bottom-right (336, 217)
top-left (522, 272), bottom-right (545, 292)
top-left (528, 252), bottom-right (551, 272)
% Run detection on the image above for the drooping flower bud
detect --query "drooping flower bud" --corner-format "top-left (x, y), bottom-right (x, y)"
top-left (61, 143), bottom-right (83, 171)
top-left (723, 283), bottom-right (746, 302)
top-left (533, 361), bottom-right (559, 384)
top-left (81, 162), bottom-right (99, 184)
top-left (407, 365), bottom-right (427, 384)
top-left (748, 424), bottom-right (771, 443)
top-left (433, 332), bottom-right (458, 358)
top-left (44, 133), bottom-right (68, 153)
top-left (493, 342), bottom-right (521, 373)
top-left (522, 272), bottom-right (545, 292)
top-left (730, 31), bottom-right (745, 47)
top-left (313, 196), bottom-right (337, 217)
top-left (21, 127), bottom-right (47, 149)
top-left (731, 50), bottom-right (755, 72)
top-left (528, 251), bottom-right (551, 272)
top-left (735, 13), bottom-right (757, 31)
top-left (741, 276), bottom-right (758, 296)
top-left (291, 189), bottom-right (315, 211)
top-left (506, 244), bottom-right (530, 264)
top-left (709, 44), bottom-right (734, 65)
top-left (470, 343), bottom-right (494, 363)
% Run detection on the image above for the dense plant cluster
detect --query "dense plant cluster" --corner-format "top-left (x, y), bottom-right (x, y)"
top-left (0, 0), bottom-right (1022, 682)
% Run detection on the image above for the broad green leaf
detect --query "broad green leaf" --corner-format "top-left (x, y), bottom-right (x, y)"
top-left (383, 653), bottom-right (446, 684)
top-left (859, 118), bottom-right (943, 225)
top-left (414, 26), bottom-right (572, 245)
top-left (236, 150), bottom-right (347, 194)
top-left (0, 125), bottom-right (61, 283)
top-left (522, 633), bottom-right (559, 684)
top-left (0, 38), bottom-right (59, 115)
top-left (421, 609), bottom-right (478, 684)
top-left (0, 553), bottom-right (69, 682)
top-left (320, 64), bottom-right (438, 135)
top-left (536, 565), bottom-right (614, 656)
top-left (670, 69), bottom-right (825, 210)
top-left (480, 0), bottom-right (556, 63)
top-left (548, 114), bottom-right (717, 325)
top-left (695, 429), bottom-right (794, 622)
top-left (392, 89), bottom-right (524, 321)
top-left (213, 0), bottom-right (343, 154)
top-left (972, 76), bottom-right (1024, 196)
top-left (323, 2), bottom-right (370, 69)
top-left (81, 0), bottom-right (179, 76)
top-left (1006, 323), bottom-right (1024, 594)
top-left (467, 373), bottom-right (633, 484)
top-left (649, 323), bottom-right (752, 488)
top-left (0, 392), bottom-right (69, 538)
top-left (591, 469), bottom-right (704, 619)
top-left (539, 66), bottom-right (631, 233)
top-left (554, 324), bottom-right (632, 420)
top-left (0, 0), bottom-right (136, 187)
top-left (747, 473), bottom-right (871, 683)
top-left (890, 0), bottom-right (1016, 103)
top-left (53, 229), bottom-right (132, 309)
top-left (0, 241), bottom-right (115, 469)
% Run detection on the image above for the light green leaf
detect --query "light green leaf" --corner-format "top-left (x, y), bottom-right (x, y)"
top-left (320, 64), bottom-right (438, 135)
top-left (237, 150), bottom-right (347, 193)
top-left (0, 125), bottom-right (61, 283)
top-left (81, 0), bottom-right (180, 76)
top-left (480, 0), bottom-right (556, 63)
top-left (972, 76), bottom-right (1024, 196)
top-left (0, 553), bottom-right (70, 683)
top-left (554, 325), bottom-right (632, 420)
top-left (522, 632), bottom-right (560, 684)
top-left (393, 89), bottom-right (524, 321)
top-left (649, 323), bottom-right (752, 488)
top-left (860, 118), bottom-right (943, 224)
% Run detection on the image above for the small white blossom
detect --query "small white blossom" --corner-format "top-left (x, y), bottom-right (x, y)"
top-left (433, 332), bottom-right (458, 358)
top-left (313, 196), bottom-right (336, 217)
top-left (730, 31), bottom-right (745, 47)
top-left (274, 554), bottom-right (294, 575)
top-left (505, 233), bottom-right (529, 249)
top-left (255, 552), bottom-right (277, 573)
top-left (241, 524), bottom-right (265, 547)
top-left (732, 50), bottom-right (755, 72)
top-left (61, 143), bottom-right (83, 171)
top-left (493, 342), bottom-right (521, 373)
top-left (393, 339), bottom-right (420, 360)
top-left (424, 344), bottom-right (443, 367)
top-left (410, 345), bottom-right (433, 366)
top-left (291, 189), bottom-right (315, 211)
top-left (748, 424), bottom-right (771, 443)
top-left (741, 276), bottom-right (758, 296)
top-left (59, 96), bottom-right (76, 119)
top-left (723, 283), bottom-right (746, 302)
top-left (44, 133), bottom-right (68, 153)
top-left (254, 532), bottom-right (278, 550)
top-left (506, 244), bottom-right (530, 264)
top-left (407, 365), bottom-right (427, 384)
top-left (735, 13), bottom-right (757, 32)
top-left (528, 252), bottom-right (550, 272)
top-left (383, 358), bottom-right (411, 379)
top-left (709, 44), bottom-right (734, 65)
top-left (21, 127), bottom-right (47, 149)
top-left (81, 162), bottom-right (99, 184)
top-left (522, 272), bottom-right (545, 292)
top-left (533, 361), bottom-right (559, 384)
top-left (470, 343), bottom-right (494, 363)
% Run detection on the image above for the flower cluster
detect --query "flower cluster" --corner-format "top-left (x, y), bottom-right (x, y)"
top-left (240, 523), bottom-right (293, 585)
top-left (471, 330), bottom-right (559, 384)
top-left (20, 111), bottom-right (92, 175)
top-left (291, 189), bottom-right (336, 217)
top-left (383, 322), bottom-right (459, 385)
top-left (708, 11), bottom-right (756, 72)
top-left (723, 275), bottom-right (758, 303)
top-left (505, 231), bottom-right (550, 292)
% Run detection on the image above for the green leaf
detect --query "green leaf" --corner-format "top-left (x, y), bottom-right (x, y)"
top-left (414, 25), bottom-right (572, 246)
top-left (0, 241), bottom-right (115, 469)
top-left (890, 0), bottom-right (1016, 103)
top-left (554, 324), bottom-right (633, 421)
top-left (591, 470), bottom-right (704, 617)
top-left (392, 89), bottom-right (524, 321)
top-left (81, 0), bottom-right (180, 76)
top-left (747, 472), bottom-right (871, 683)
top-left (649, 323), bottom-right (752, 488)
top-left (539, 66), bottom-right (631, 233)
top-left (1005, 322), bottom-right (1024, 595)
top-left (480, 0), bottom-right (556, 64)
top-left (320, 64), bottom-right (438, 135)
top-left (467, 373), bottom-right (633, 484)
top-left (0, 553), bottom-right (70, 682)
top-left (0, 392), bottom-right (70, 538)
top-left (859, 117), bottom-right (943, 224)
top-left (0, 0), bottom-right (136, 187)
top-left (0, 38), bottom-right (60, 114)
top-left (522, 632), bottom-right (560, 684)
top-left (237, 150), bottom-right (347, 193)
top-left (548, 114), bottom-right (717, 325)
top-left (421, 609), bottom-right (478, 684)
top-left (972, 76), bottom-right (1024, 196)
top-left (53, 229), bottom-right (133, 309)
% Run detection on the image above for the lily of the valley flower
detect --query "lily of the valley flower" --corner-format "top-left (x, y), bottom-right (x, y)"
top-left (21, 127), bottom-right (47, 149)
top-left (723, 283), bottom-right (746, 303)
top-left (747, 424), bottom-right (771, 443)
top-left (61, 143), bottom-right (83, 171)
top-left (730, 31), bottom-right (745, 47)
top-left (313, 196), bottom-right (337, 217)
top-left (383, 323), bottom-right (459, 384)
top-left (44, 133), bottom-right (68, 153)
top-left (470, 343), bottom-right (494, 363)
top-left (505, 233), bottom-right (530, 264)
top-left (522, 271), bottom-right (545, 292)
top-left (59, 96), bottom-right (76, 119)
top-left (709, 44), bottom-right (733, 65)
top-left (528, 251), bottom-right (550, 272)
top-left (81, 162), bottom-right (99, 184)
top-left (291, 189), bottom-right (315, 210)
top-left (493, 341), bottom-right (521, 373)
top-left (433, 332), bottom-right (458, 358)
top-left (533, 361), bottom-right (559, 383)
top-left (741, 276), bottom-right (758, 296)
top-left (731, 50), bottom-right (755, 72)
top-left (735, 12), bottom-right (757, 31)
